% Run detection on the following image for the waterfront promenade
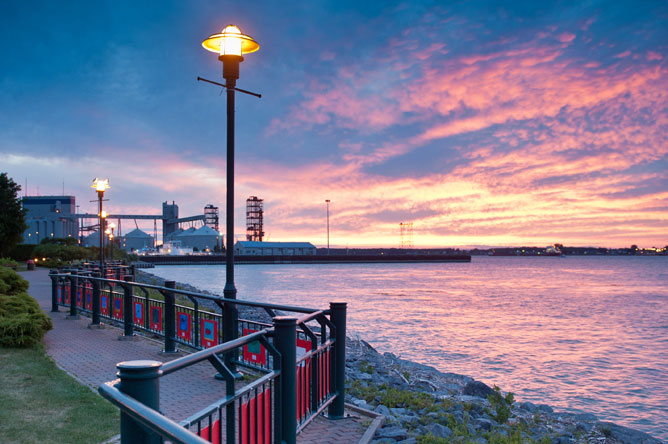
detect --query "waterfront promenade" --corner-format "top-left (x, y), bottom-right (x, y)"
top-left (22, 268), bottom-right (370, 444)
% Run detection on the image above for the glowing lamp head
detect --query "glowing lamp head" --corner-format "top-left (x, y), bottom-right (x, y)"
top-left (100, 210), bottom-right (107, 218)
top-left (109, 222), bottom-right (116, 229)
top-left (202, 24), bottom-right (259, 57)
top-left (92, 178), bottom-right (110, 192)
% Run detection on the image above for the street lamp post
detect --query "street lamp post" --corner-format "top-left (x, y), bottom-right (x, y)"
top-left (201, 25), bottom-right (260, 370)
top-left (106, 223), bottom-right (116, 262)
top-left (326, 199), bottom-right (331, 255)
top-left (92, 178), bottom-right (110, 271)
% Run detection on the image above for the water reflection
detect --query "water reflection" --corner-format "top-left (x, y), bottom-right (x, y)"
top-left (152, 256), bottom-right (668, 440)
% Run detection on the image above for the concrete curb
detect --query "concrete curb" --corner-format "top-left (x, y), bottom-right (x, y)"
top-left (345, 403), bottom-right (386, 444)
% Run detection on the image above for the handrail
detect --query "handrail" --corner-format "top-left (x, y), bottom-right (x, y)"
top-left (99, 382), bottom-right (209, 444)
top-left (52, 271), bottom-right (319, 314)
top-left (161, 329), bottom-right (271, 375)
top-left (295, 309), bottom-right (326, 324)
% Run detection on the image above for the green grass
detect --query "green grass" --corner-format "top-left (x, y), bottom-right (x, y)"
top-left (0, 345), bottom-right (120, 444)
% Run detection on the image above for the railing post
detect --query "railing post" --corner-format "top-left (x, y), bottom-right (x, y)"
top-left (223, 300), bottom-right (239, 374)
top-left (328, 302), bottom-right (347, 419)
top-left (49, 270), bottom-right (59, 312)
top-left (121, 276), bottom-right (134, 339)
top-left (67, 274), bottom-right (79, 319)
top-left (90, 272), bottom-right (102, 327)
top-left (164, 281), bottom-right (177, 353)
top-left (116, 360), bottom-right (163, 444)
top-left (274, 316), bottom-right (297, 444)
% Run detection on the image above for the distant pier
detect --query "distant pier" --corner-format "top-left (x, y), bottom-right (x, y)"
top-left (139, 253), bottom-right (471, 265)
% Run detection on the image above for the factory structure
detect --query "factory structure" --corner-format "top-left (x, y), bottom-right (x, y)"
top-left (20, 194), bottom-right (315, 256)
top-left (21, 196), bottom-right (79, 243)
top-left (20, 196), bottom-right (221, 252)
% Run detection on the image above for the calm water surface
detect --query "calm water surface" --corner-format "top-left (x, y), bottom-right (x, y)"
top-left (152, 256), bottom-right (668, 440)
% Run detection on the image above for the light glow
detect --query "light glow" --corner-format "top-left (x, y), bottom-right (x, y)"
top-left (91, 177), bottom-right (110, 192)
top-left (202, 24), bottom-right (259, 56)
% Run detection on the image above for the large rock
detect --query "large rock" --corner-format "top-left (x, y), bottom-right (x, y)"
top-left (463, 381), bottom-right (495, 398)
top-left (597, 422), bottom-right (663, 444)
top-left (424, 423), bottom-right (452, 439)
top-left (376, 426), bottom-right (409, 440)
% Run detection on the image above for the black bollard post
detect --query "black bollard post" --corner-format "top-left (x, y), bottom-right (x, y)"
top-left (116, 360), bottom-right (163, 444)
top-left (67, 274), bottom-right (79, 319)
top-left (49, 270), bottom-right (59, 312)
top-left (120, 276), bottom-right (134, 339)
top-left (163, 281), bottom-right (177, 353)
top-left (274, 316), bottom-right (297, 444)
top-left (328, 302), bottom-right (347, 419)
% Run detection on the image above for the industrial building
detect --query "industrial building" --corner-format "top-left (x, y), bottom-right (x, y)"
top-left (122, 228), bottom-right (154, 252)
top-left (21, 195), bottom-right (78, 244)
top-left (164, 226), bottom-right (222, 251)
top-left (234, 241), bottom-right (316, 256)
top-left (26, 196), bottom-right (219, 244)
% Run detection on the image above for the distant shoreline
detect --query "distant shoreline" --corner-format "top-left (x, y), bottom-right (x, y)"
top-left (137, 252), bottom-right (472, 266)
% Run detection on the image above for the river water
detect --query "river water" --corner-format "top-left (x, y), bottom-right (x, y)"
top-left (151, 256), bottom-right (668, 440)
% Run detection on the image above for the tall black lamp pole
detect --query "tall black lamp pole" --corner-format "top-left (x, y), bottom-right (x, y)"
top-left (201, 25), bottom-right (260, 371)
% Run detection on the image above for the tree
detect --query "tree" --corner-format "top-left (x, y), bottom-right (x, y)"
top-left (0, 173), bottom-right (28, 257)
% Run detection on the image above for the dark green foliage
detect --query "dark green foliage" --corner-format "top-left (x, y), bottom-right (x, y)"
top-left (8, 243), bottom-right (36, 261)
top-left (0, 269), bottom-right (53, 347)
top-left (39, 237), bottom-right (79, 246)
top-left (0, 267), bottom-right (29, 294)
top-left (417, 435), bottom-right (446, 444)
top-left (359, 360), bottom-right (374, 374)
top-left (0, 258), bottom-right (19, 269)
top-left (488, 385), bottom-right (514, 424)
top-left (349, 380), bottom-right (449, 413)
top-left (0, 173), bottom-right (28, 257)
top-left (36, 258), bottom-right (64, 268)
top-left (32, 243), bottom-right (92, 262)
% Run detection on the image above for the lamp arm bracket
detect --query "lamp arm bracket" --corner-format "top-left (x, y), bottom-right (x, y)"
top-left (197, 76), bottom-right (261, 98)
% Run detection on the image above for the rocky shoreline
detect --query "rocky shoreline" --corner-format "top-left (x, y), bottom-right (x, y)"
top-left (136, 270), bottom-right (663, 444)
top-left (346, 339), bottom-right (662, 444)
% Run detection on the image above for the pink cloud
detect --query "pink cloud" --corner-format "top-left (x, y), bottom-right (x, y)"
top-left (251, 27), bottom-right (667, 247)
top-left (647, 51), bottom-right (663, 61)
top-left (558, 32), bottom-right (576, 43)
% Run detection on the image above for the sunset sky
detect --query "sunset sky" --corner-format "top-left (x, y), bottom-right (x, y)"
top-left (1, 1), bottom-right (666, 248)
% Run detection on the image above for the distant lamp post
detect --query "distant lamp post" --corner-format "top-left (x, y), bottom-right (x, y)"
top-left (92, 178), bottom-right (110, 270)
top-left (201, 25), bottom-right (260, 372)
top-left (325, 200), bottom-right (331, 255)
top-left (106, 222), bottom-right (116, 261)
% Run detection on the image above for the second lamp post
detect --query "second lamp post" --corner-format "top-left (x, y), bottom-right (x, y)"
top-left (92, 178), bottom-right (110, 271)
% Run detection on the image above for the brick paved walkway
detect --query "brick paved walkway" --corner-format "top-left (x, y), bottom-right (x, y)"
top-left (22, 268), bottom-right (369, 443)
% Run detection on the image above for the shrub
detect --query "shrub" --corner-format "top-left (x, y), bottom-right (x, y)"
top-left (35, 258), bottom-right (63, 269)
top-left (32, 244), bottom-right (92, 262)
top-left (1, 258), bottom-right (19, 269)
top-left (0, 292), bottom-right (53, 347)
top-left (8, 243), bottom-right (36, 261)
top-left (0, 268), bottom-right (53, 347)
top-left (0, 267), bottom-right (29, 295)
top-left (487, 385), bottom-right (514, 424)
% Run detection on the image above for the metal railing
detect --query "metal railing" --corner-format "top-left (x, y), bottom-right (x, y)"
top-left (50, 266), bottom-right (347, 443)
